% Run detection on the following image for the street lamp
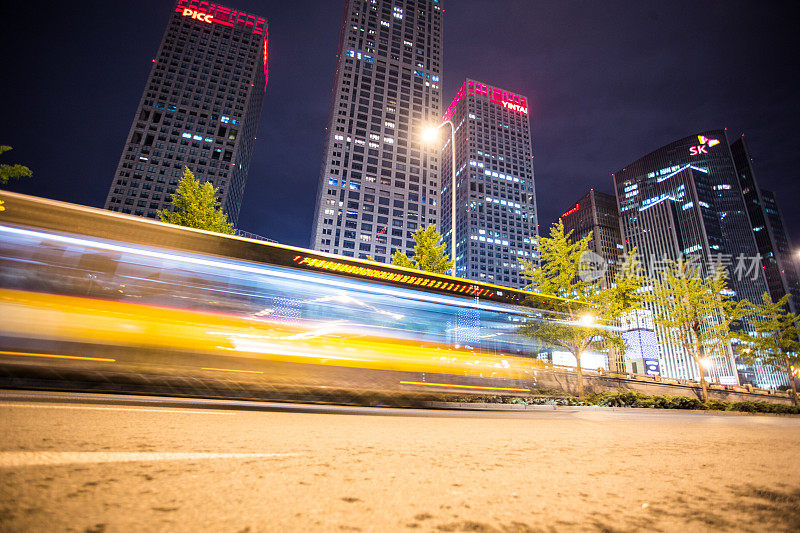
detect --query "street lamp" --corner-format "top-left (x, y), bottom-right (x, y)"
top-left (579, 313), bottom-right (596, 327)
top-left (423, 121), bottom-right (457, 277)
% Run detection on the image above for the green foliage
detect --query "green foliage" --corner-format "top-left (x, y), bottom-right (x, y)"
top-left (519, 220), bottom-right (645, 399)
top-left (0, 145), bottom-right (33, 186)
top-left (158, 166), bottom-right (234, 234)
top-left (705, 399), bottom-right (727, 411)
top-left (433, 390), bottom-right (800, 413)
top-left (523, 219), bottom-right (595, 300)
top-left (740, 292), bottom-right (800, 405)
top-left (390, 224), bottom-right (454, 274)
top-left (646, 258), bottom-right (749, 402)
top-left (391, 249), bottom-right (415, 269)
top-left (585, 390), bottom-right (799, 413)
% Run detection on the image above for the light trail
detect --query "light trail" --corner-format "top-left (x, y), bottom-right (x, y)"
top-left (0, 403), bottom-right (234, 415)
top-left (201, 367), bottom-right (264, 374)
top-left (0, 224), bottom-right (545, 316)
top-left (0, 451), bottom-right (297, 468)
top-left (0, 350), bottom-right (116, 362)
top-left (400, 381), bottom-right (529, 392)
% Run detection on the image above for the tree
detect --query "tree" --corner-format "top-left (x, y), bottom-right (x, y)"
top-left (0, 146), bottom-right (32, 186)
top-left (519, 219), bottom-right (645, 399)
top-left (741, 292), bottom-right (800, 405)
top-left (158, 166), bottom-right (234, 234)
top-left (1, 145), bottom-right (33, 212)
top-left (647, 259), bottom-right (748, 402)
top-left (391, 224), bottom-right (454, 274)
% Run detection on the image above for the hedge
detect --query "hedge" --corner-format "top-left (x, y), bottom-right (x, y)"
top-left (443, 391), bottom-right (800, 414)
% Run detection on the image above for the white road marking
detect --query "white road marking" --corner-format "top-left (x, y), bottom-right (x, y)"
top-left (0, 403), bottom-right (234, 415)
top-left (0, 451), bottom-right (298, 468)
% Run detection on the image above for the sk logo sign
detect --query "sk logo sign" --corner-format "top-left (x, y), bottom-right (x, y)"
top-left (689, 135), bottom-right (720, 156)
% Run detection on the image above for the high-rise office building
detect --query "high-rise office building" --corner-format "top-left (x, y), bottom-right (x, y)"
top-left (439, 79), bottom-right (538, 287)
top-left (104, 0), bottom-right (269, 225)
top-left (613, 130), bottom-right (771, 385)
top-left (310, 0), bottom-right (443, 261)
top-left (731, 136), bottom-right (800, 315)
top-left (558, 189), bottom-right (622, 288)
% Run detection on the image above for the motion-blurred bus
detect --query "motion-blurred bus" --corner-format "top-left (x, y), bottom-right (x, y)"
top-left (0, 191), bottom-right (586, 403)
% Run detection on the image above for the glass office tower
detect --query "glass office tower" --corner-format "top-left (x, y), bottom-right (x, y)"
top-left (614, 130), bottom-right (770, 385)
top-left (310, 0), bottom-right (443, 261)
top-left (104, 0), bottom-right (268, 225)
top-left (439, 79), bottom-right (538, 287)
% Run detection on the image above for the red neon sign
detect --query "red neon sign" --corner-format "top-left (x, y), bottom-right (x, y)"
top-left (182, 8), bottom-right (213, 23)
top-left (688, 135), bottom-right (720, 156)
top-left (175, 0), bottom-right (267, 35)
top-left (561, 203), bottom-right (580, 218)
top-left (175, 1), bottom-right (269, 92)
top-left (443, 80), bottom-right (529, 121)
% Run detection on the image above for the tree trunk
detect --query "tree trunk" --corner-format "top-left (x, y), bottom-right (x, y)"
top-left (791, 375), bottom-right (798, 407)
top-left (698, 367), bottom-right (709, 403)
top-left (693, 336), bottom-right (709, 403)
top-left (575, 351), bottom-right (584, 401)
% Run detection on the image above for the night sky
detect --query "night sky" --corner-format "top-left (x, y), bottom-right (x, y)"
top-left (2, 0), bottom-right (799, 249)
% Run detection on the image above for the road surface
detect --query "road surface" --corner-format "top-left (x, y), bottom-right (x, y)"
top-left (1, 390), bottom-right (799, 532)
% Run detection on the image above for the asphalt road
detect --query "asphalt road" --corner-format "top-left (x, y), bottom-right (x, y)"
top-left (1, 391), bottom-right (799, 533)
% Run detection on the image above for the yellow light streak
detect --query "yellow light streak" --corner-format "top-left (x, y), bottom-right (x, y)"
top-left (201, 367), bottom-right (264, 374)
top-left (399, 380), bottom-right (529, 392)
top-left (0, 350), bottom-right (115, 362)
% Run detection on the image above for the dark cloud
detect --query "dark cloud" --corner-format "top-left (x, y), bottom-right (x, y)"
top-left (2, 0), bottom-right (799, 250)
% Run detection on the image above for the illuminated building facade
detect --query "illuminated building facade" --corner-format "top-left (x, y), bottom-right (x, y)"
top-left (558, 189), bottom-right (622, 288)
top-left (440, 79), bottom-right (538, 288)
top-left (310, 0), bottom-right (443, 261)
top-left (104, 0), bottom-right (269, 225)
top-left (613, 130), bottom-right (770, 386)
top-left (731, 137), bottom-right (800, 315)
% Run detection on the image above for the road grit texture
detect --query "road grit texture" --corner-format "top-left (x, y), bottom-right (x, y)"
top-left (1, 399), bottom-right (799, 532)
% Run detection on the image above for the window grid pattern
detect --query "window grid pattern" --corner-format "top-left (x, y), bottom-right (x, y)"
top-left (440, 79), bottom-right (538, 288)
top-left (310, 0), bottom-right (443, 262)
top-left (104, 1), bottom-right (268, 224)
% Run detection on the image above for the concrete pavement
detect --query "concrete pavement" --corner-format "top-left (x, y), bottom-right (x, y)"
top-left (1, 390), bottom-right (799, 532)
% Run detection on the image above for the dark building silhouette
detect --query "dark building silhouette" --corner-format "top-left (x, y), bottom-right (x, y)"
top-left (731, 136), bottom-right (800, 315)
top-left (558, 189), bottom-right (621, 288)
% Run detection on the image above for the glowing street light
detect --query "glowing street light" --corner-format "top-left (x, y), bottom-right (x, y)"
top-left (700, 357), bottom-right (713, 369)
top-left (422, 121), bottom-right (457, 277)
top-left (579, 313), bottom-right (596, 327)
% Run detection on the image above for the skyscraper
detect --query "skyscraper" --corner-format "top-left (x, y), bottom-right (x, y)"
top-left (104, 0), bottom-right (269, 225)
top-left (310, 0), bottom-right (443, 262)
top-left (439, 79), bottom-right (538, 287)
top-left (613, 130), bottom-right (769, 385)
top-left (731, 136), bottom-right (800, 315)
top-left (558, 189), bottom-right (622, 288)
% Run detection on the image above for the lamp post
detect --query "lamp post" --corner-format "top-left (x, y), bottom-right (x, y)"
top-left (423, 121), bottom-right (457, 277)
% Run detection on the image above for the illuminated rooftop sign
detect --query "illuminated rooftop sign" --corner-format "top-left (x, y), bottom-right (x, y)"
top-left (182, 8), bottom-right (213, 23)
top-left (175, 0), bottom-right (266, 35)
top-left (561, 203), bottom-right (580, 218)
top-left (689, 135), bottom-right (720, 156)
top-left (175, 0), bottom-right (269, 92)
top-left (443, 80), bottom-right (528, 121)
